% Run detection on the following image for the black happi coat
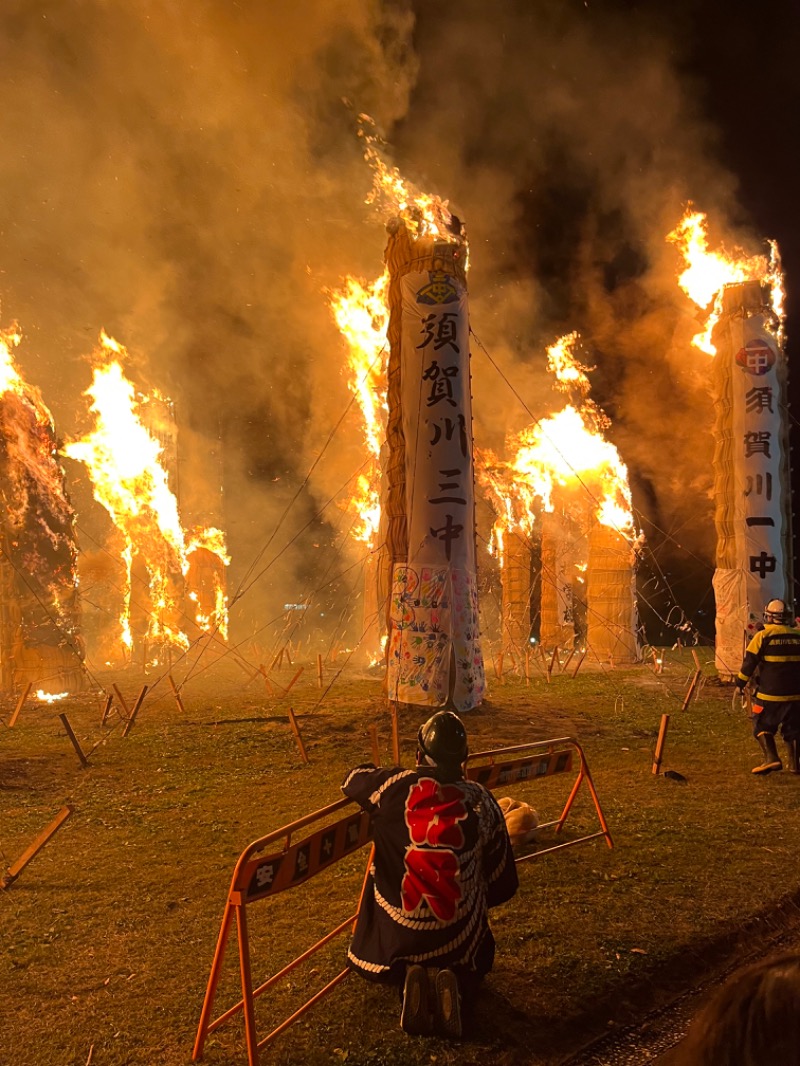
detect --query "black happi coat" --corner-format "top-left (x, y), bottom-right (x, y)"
top-left (341, 763), bottom-right (518, 981)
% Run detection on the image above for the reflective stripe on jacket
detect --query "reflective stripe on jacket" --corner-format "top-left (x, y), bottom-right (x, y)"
top-left (738, 624), bottom-right (800, 702)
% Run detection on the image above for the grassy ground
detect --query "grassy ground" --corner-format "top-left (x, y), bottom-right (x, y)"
top-left (3, 647), bottom-right (800, 1066)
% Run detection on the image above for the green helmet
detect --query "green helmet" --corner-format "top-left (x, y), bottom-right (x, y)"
top-left (417, 711), bottom-right (468, 769)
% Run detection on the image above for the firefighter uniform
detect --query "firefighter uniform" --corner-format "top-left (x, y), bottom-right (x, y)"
top-left (737, 621), bottom-right (800, 773)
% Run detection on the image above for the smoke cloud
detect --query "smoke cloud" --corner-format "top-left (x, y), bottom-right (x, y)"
top-left (0, 0), bottom-right (773, 646)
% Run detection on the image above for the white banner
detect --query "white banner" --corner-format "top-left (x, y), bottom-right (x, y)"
top-left (386, 269), bottom-right (485, 711)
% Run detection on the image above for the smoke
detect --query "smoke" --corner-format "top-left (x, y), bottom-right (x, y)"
top-left (0, 0), bottom-right (774, 646)
top-left (381, 0), bottom-right (778, 624)
top-left (0, 0), bottom-right (419, 644)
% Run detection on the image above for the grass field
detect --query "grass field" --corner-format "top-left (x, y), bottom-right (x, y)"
top-left (3, 646), bottom-right (800, 1066)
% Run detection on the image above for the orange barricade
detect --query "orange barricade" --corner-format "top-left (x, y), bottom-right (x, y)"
top-left (193, 735), bottom-right (611, 1064)
top-left (192, 797), bottom-right (373, 1066)
top-left (466, 735), bottom-right (613, 860)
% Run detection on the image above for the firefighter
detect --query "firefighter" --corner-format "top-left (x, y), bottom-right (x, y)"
top-left (341, 710), bottom-right (518, 1039)
top-left (735, 599), bottom-right (800, 774)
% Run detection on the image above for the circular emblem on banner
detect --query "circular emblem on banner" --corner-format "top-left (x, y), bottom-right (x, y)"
top-left (735, 339), bottom-right (775, 376)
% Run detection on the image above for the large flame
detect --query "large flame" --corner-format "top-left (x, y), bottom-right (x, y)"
top-left (65, 332), bottom-right (229, 659)
top-left (359, 118), bottom-right (463, 245)
top-left (0, 323), bottom-right (81, 641)
top-left (667, 206), bottom-right (785, 355)
top-left (477, 333), bottom-right (636, 566)
top-left (328, 273), bottom-right (389, 547)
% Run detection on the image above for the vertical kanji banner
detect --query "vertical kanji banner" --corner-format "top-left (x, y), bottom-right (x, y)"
top-left (386, 267), bottom-right (485, 711)
top-left (713, 282), bottom-right (792, 678)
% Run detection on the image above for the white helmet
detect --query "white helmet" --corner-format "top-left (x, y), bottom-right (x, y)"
top-left (764, 599), bottom-right (792, 625)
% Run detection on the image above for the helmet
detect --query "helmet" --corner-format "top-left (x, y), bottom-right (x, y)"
top-left (417, 711), bottom-right (468, 769)
top-left (764, 599), bottom-right (792, 625)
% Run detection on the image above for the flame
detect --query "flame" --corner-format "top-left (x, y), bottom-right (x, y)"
top-left (359, 116), bottom-right (463, 246)
top-left (328, 273), bottom-right (389, 547)
top-left (667, 207), bottom-right (785, 355)
top-left (36, 690), bottom-right (68, 702)
top-left (0, 323), bottom-right (81, 640)
top-left (477, 333), bottom-right (637, 563)
top-left (65, 332), bottom-right (229, 659)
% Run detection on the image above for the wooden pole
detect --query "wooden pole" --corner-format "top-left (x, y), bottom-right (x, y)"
top-left (1, 806), bottom-right (73, 889)
top-left (572, 651), bottom-right (587, 679)
top-left (681, 669), bottom-right (702, 712)
top-left (524, 651), bottom-right (530, 684)
top-left (369, 724), bottom-right (381, 766)
top-left (390, 703), bottom-right (400, 765)
top-left (270, 648), bottom-right (284, 671)
top-left (494, 651), bottom-right (503, 680)
top-left (100, 692), bottom-right (114, 725)
top-left (8, 682), bottom-right (32, 727)
top-left (167, 674), bottom-right (185, 713)
top-left (548, 645), bottom-right (560, 679)
top-left (283, 667), bottom-right (304, 695)
top-left (112, 684), bottom-right (130, 716)
top-left (316, 653), bottom-right (324, 688)
top-left (59, 713), bottom-right (88, 768)
top-left (287, 707), bottom-right (309, 763)
top-left (562, 649), bottom-right (576, 674)
top-left (284, 644), bottom-right (293, 666)
top-left (691, 648), bottom-right (701, 671)
top-left (652, 713), bottom-right (670, 775)
top-left (122, 685), bottom-right (148, 738)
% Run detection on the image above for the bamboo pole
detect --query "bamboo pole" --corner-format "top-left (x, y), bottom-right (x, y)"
top-left (270, 648), bottom-right (284, 671)
top-left (287, 707), bottom-right (309, 763)
top-left (681, 669), bottom-right (702, 712)
top-left (316, 653), bottom-right (323, 688)
top-left (168, 674), bottom-right (185, 713)
top-left (1, 806), bottom-right (73, 889)
top-left (390, 703), bottom-right (400, 765)
top-left (8, 682), bottom-right (32, 727)
top-left (112, 684), bottom-right (130, 716)
top-left (122, 685), bottom-right (148, 738)
top-left (548, 645), bottom-right (560, 679)
top-left (691, 648), bottom-right (701, 671)
top-left (284, 667), bottom-right (304, 696)
top-left (562, 649), bottom-right (576, 674)
top-left (100, 692), bottom-right (114, 725)
top-left (572, 651), bottom-right (587, 679)
top-left (652, 714), bottom-right (670, 775)
top-left (524, 651), bottom-right (530, 684)
top-left (59, 713), bottom-right (88, 768)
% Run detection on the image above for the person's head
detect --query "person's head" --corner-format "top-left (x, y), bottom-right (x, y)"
top-left (676, 952), bottom-right (800, 1066)
top-left (764, 598), bottom-right (793, 625)
top-left (416, 711), bottom-right (468, 782)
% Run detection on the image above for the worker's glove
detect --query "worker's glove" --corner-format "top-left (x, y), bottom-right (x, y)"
top-left (732, 683), bottom-right (747, 711)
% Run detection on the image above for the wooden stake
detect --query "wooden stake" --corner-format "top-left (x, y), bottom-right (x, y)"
top-left (284, 667), bottom-right (304, 695)
top-left (369, 724), bottom-right (381, 766)
top-left (691, 648), bottom-right (700, 671)
top-left (100, 692), bottom-right (114, 725)
top-left (524, 651), bottom-right (530, 684)
top-left (548, 645), bottom-right (560, 679)
top-left (167, 674), bottom-right (185, 713)
top-left (316, 653), bottom-right (324, 687)
top-left (122, 685), bottom-right (148, 738)
top-left (652, 713), bottom-right (670, 775)
top-left (284, 645), bottom-right (293, 666)
top-left (1, 806), bottom-right (73, 888)
top-left (59, 713), bottom-right (88, 768)
top-left (494, 652), bottom-right (504, 680)
top-left (681, 669), bottom-right (702, 712)
top-left (390, 703), bottom-right (400, 765)
top-left (112, 684), bottom-right (130, 716)
top-left (270, 648), bottom-right (283, 671)
top-left (8, 682), bottom-right (32, 727)
top-left (287, 707), bottom-right (309, 763)
top-left (572, 651), bottom-right (587, 679)
top-left (562, 649), bottom-right (576, 674)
